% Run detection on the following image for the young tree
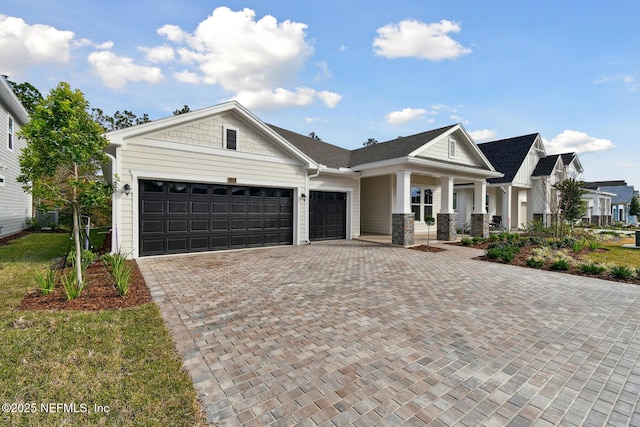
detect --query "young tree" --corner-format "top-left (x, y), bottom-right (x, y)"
top-left (553, 178), bottom-right (587, 237)
top-left (18, 82), bottom-right (113, 286)
top-left (629, 196), bottom-right (640, 218)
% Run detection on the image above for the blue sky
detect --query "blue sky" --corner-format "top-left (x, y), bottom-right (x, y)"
top-left (2, 1), bottom-right (639, 186)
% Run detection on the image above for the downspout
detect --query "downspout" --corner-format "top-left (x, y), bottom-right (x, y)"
top-left (104, 153), bottom-right (118, 253)
top-left (304, 164), bottom-right (326, 244)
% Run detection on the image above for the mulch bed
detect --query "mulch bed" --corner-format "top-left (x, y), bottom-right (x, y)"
top-left (19, 261), bottom-right (151, 311)
top-left (410, 245), bottom-right (447, 253)
top-left (462, 242), bottom-right (640, 286)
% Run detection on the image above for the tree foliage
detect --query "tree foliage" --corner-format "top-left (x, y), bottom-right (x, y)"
top-left (173, 105), bottom-right (191, 115)
top-left (91, 108), bottom-right (151, 132)
top-left (630, 196), bottom-right (640, 217)
top-left (553, 178), bottom-right (587, 237)
top-left (2, 75), bottom-right (43, 115)
top-left (18, 82), bottom-right (113, 286)
top-left (363, 138), bottom-right (379, 147)
top-left (308, 132), bottom-right (322, 141)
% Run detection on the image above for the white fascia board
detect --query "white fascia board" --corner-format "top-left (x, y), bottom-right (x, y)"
top-left (407, 157), bottom-right (504, 179)
top-left (105, 100), bottom-right (317, 169)
top-left (315, 167), bottom-right (360, 177)
top-left (0, 79), bottom-right (29, 124)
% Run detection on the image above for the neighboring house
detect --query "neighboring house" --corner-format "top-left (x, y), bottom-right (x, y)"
top-left (454, 133), bottom-right (584, 230)
top-left (581, 187), bottom-right (615, 226)
top-left (0, 78), bottom-right (31, 238)
top-left (105, 101), bottom-right (501, 258)
top-left (583, 181), bottom-right (637, 224)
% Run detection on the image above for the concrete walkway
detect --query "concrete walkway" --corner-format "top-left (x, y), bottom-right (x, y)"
top-left (137, 240), bottom-right (640, 426)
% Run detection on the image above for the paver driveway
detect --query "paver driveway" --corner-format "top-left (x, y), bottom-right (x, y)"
top-left (137, 240), bottom-right (640, 426)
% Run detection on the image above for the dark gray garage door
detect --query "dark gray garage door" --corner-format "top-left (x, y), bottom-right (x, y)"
top-left (309, 191), bottom-right (346, 241)
top-left (139, 180), bottom-right (293, 256)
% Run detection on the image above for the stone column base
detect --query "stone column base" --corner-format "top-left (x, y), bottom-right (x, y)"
top-left (471, 213), bottom-right (489, 238)
top-left (392, 213), bottom-right (414, 246)
top-left (437, 213), bottom-right (456, 241)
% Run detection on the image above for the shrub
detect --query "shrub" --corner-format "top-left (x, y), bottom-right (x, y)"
top-left (35, 268), bottom-right (57, 295)
top-left (526, 257), bottom-right (545, 268)
top-left (579, 263), bottom-right (607, 275)
top-left (61, 269), bottom-right (84, 300)
top-left (102, 251), bottom-right (133, 297)
top-left (461, 237), bottom-right (473, 246)
top-left (571, 241), bottom-right (585, 253)
top-left (637, 268), bottom-right (640, 280)
top-left (550, 259), bottom-right (571, 271)
top-left (486, 245), bottom-right (520, 263)
top-left (587, 239), bottom-right (601, 250)
top-left (610, 265), bottom-right (634, 280)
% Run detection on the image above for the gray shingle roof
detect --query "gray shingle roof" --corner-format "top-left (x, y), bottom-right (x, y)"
top-left (268, 123), bottom-right (458, 169)
top-left (478, 133), bottom-right (539, 184)
top-left (584, 181), bottom-right (635, 204)
top-left (267, 124), bottom-right (352, 169)
top-left (348, 125), bottom-right (457, 167)
top-left (532, 155), bottom-right (560, 177)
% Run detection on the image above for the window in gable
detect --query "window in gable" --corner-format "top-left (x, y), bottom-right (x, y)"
top-left (224, 126), bottom-right (238, 150)
top-left (8, 115), bottom-right (14, 151)
top-left (448, 138), bottom-right (456, 158)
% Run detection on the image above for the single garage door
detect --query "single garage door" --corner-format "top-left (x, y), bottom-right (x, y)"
top-left (139, 180), bottom-right (293, 256)
top-left (309, 191), bottom-right (347, 241)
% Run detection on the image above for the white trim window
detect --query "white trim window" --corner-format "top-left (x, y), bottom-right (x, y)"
top-left (223, 126), bottom-right (238, 150)
top-left (448, 138), bottom-right (456, 158)
top-left (8, 115), bottom-right (14, 151)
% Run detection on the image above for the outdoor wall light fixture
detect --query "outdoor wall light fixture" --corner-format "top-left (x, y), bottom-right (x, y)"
top-left (123, 184), bottom-right (131, 196)
top-left (300, 193), bottom-right (306, 201)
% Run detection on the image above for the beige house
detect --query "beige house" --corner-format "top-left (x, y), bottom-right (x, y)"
top-left (105, 101), bottom-right (501, 257)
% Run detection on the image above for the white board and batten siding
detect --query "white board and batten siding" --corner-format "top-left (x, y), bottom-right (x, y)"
top-left (115, 111), bottom-right (308, 256)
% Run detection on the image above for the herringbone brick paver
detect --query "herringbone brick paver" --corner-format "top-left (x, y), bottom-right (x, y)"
top-left (138, 240), bottom-right (640, 426)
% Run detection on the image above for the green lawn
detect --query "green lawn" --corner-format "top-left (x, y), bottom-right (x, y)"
top-left (581, 235), bottom-right (640, 268)
top-left (0, 233), bottom-right (205, 426)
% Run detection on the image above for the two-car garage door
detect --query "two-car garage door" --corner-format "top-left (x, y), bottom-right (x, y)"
top-left (139, 180), bottom-right (294, 256)
top-left (139, 180), bottom-right (347, 256)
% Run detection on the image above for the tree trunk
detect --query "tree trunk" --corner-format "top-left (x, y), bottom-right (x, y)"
top-left (72, 164), bottom-right (83, 286)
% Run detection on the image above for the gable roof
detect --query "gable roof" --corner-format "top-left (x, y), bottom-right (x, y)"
top-left (584, 181), bottom-right (635, 204)
top-left (478, 133), bottom-right (540, 184)
top-left (106, 101), bottom-right (317, 168)
top-left (584, 180), bottom-right (627, 188)
top-left (0, 78), bottom-right (29, 125)
top-left (532, 154), bottom-right (561, 177)
top-left (348, 125), bottom-right (457, 167)
top-left (267, 124), bottom-right (351, 169)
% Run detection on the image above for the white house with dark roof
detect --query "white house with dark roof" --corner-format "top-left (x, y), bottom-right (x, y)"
top-left (583, 181), bottom-right (637, 225)
top-left (0, 78), bottom-right (31, 238)
top-left (105, 101), bottom-right (501, 257)
top-left (453, 133), bottom-right (584, 230)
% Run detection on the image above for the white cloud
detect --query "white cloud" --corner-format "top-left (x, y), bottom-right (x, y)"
top-left (232, 87), bottom-right (341, 110)
top-left (0, 15), bottom-right (75, 74)
top-left (139, 45), bottom-right (175, 63)
top-left (174, 70), bottom-right (201, 84)
top-left (316, 90), bottom-right (342, 108)
top-left (315, 61), bottom-right (332, 81)
top-left (469, 129), bottom-right (497, 142)
top-left (544, 130), bottom-right (614, 154)
top-left (88, 50), bottom-right (164, 89)
top-left (159, 7), bottom-right (314, 93)
top-left (305, 117), bottom-right (328, 123)
top-left (386, 107), bottom-right (428, 124)
top-left (373, 19), bottom-right (471, 60)
top-left (594, 74), bottom-right (638, 92)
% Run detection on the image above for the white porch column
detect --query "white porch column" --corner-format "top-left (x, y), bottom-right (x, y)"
top-left (473, 181), bottom-right (487, 214)
top-left (526, 188), bottom-right (534, 223)
top-left (394, 170), bottom-right (412, 213)
top-left (392, 171), bottom-right (414, 246)
top-left (502, 185), bottom-right (512, 230)
top-left (441, 176), bottom-right (454, 214)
